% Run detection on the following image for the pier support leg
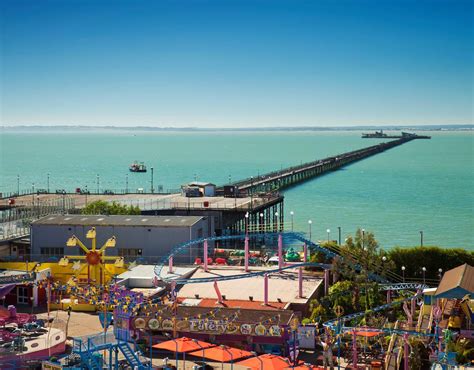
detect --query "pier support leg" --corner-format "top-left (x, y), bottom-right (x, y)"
top-left (169, 256), bottom-right (173, 274)
top-left (324, 269), bottom-right (330, 296)
top-left (204, 239), bottom-right (208, 272)
top-left (298, 267), bottom-right (303, 298)
top-left (278, 234), bottom-right (283, 270)
top-left (263, 273), bottom-right (269, 305)
top-left (244, 236), bottom-right (249, 272)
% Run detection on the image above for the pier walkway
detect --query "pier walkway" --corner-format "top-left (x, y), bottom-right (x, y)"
top-left (226, 136), bottom-right (418, 193)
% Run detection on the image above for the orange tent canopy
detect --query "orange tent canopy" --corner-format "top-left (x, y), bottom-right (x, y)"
top-left (236, 354), bottom-right (303, 370)
top-left (284, 366), bottom-right (324, 370)
top-left (354, 327), bottom-right (383, 337)
top-left (188, 345), bottom-right (253, 362)
top-left (152, 337), bottom-right (215, 353)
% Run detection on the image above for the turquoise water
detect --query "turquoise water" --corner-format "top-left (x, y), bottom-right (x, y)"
top-left (1, 129), bottom-right (473, 249)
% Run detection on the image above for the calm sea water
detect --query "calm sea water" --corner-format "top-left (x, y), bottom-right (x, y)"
top-left (1, 129), bottom-right (473, 249)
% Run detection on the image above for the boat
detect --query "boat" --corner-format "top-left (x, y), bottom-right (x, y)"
top-left (129, 161), bottom-right (147, 173)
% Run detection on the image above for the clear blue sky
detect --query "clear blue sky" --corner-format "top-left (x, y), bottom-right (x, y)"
top-left (1, 0), bottom-right (472, 127)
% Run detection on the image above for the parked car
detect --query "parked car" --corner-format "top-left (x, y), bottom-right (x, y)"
top-left (36, 189), bottom-right (48, 194)
top-left (103, 190), bottom-right (114, 195)
top-left (55, 189), bottom-right (66, 194)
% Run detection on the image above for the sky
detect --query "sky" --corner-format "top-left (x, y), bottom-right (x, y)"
top-left (1, 0), bottom-right (472, 127)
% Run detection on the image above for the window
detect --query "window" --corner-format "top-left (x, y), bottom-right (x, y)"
top-left (118, 248), bottom-right (142, 257)
top-left (17, 286), bottom-right (29, 304)
top-left (40, 247), bottom-right (64, 256)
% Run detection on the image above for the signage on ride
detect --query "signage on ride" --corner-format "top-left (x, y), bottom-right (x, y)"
top-left (0, 272), bottom-right (35, 284)
top-left (131, 317), bottom-right (283, 337)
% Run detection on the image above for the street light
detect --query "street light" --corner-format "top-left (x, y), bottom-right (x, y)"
top-left (259, 213), bottom-right (264, 233)
top-left (290, 211), bottom-right (294, 231)
top-left (47, 173), bottom-right (50, 193)
top-left (275, 212), bottom-right (279, 232)
top-left (326, 229), bottom-right (331, 242)
top-left (337, 226), bottom-right (341, 245)
top-left (401, 266), bottom-right (406, 283)
top-left (422, 267), bottom-right (426, 284)
top-left (151, 167), bottom-right (154, 193)
top-left (126, 174), bottom-right (129, 194)
top-left (438, 268), bottom-right (443, 280)
top-left (245, 212), bottom-right (249, 234)
top-left (361, 228), bottom-right (366, 250)
top-left (17, 175), bottom-right (20, 195)
top-left (420, 231), bottom-right (424, 247)
top-left (308, 220), bottom-right (312, 241)
top-left (96, 174), bottom-right (100, 194)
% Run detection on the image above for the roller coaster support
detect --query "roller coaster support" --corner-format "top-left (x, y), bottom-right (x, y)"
top-left (303, 243), bottom-right (308, 262)
top-left (264, 273), bottom-right (269, 305)
top-left (278, 234), bottom-right (283, 270)
top-left (244, 236), bottom-right (249, 272)
top-left (204, 239), bottom-right (208, 272)
top-left (352, 328), bottom-right (358, 368)
top-left (169, 256), bottom-right (173, 274)
top-left (404, 333), bottom-right (409, 370)
top-left (298, 267), bottom-right (303, 298)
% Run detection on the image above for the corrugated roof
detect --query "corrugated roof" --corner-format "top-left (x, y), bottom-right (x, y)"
top-left (32, 214), bottom-right (204, 227)
top-left (435, 264), bottom-right (474, 299)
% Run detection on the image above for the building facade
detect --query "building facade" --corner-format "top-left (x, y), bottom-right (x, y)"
top-left (31, 215), bottom-right (213, 263)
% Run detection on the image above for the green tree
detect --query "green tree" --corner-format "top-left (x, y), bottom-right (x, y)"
top-left (81, 200), bottom-right (141, 215)
top-left (333, 229), bottom-right (394, 310)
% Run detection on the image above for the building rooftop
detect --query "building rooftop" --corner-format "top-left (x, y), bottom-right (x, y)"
top-left (177, 266), bottom-right (322, 306)
top-left (32, 214), bottom-right (204, 228)
top-left (435, 263), bottom-right (474, 299)
top-left (117, 264), bottom-right (197, 288)
top-left (179, 297), bottom-right (287, 311)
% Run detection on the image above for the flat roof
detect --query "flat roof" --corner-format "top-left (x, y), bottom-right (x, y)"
top-left (32, 214), bottom-right (204, 228)
top-left (117, 264), bottom-right (197, 281)
top-left (178, 266), bottom-right (322, 305)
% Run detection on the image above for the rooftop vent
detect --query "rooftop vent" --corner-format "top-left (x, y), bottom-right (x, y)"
top-left (249, 296), bottom-right (253, 301)
top-left (277, 298), bottom-right (282, 303)
top-left (222, 295), bottom-right (226, 301)
top-left (195, 294), bottom-right (200, 299)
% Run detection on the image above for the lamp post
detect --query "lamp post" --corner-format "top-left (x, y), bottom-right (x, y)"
top-left (151, 167), bottom-right (154, 193)
top-left (337, 226), bottom-right (341, 245)
top-left (96, 174), bottom-right (100, 194)
top-left (259, 213), bottom-right (264, 233)
top-left (274, 212), bottom-right (279, 232)
top-left (401, 266), bottom-right (406, 283)
top-left (245, 212), bottom-right (249, 235)
top-left (290, 211), bottom-right (294, 231)
top-left (308, 220), bottom-right (312, 241)
top-left (422, 267), bottom-right (426, 284)
top-left (438, 268), bottom-right (443, 280)
top-left (228, 175), bottom-right (231, 184)
top-left (47, 173), bottom-right (50, 193)
top-left (326, 229), bottom-right (331, 243)
top-left (420, 230), bottom-right (424, 247)
top-left (250, 176), bottom-right (254, 209)
top-left (85, 185), bottom-right (88, 206)
top-left (32, 183), bottom-right (35, 205)
top-left (17, 175), bottom-right (20, 195)
top-left (361, 228), bottom-right (365, 250)
top-left (126, 174), bottom-right (129, 194)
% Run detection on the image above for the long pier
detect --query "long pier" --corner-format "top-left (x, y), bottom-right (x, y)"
top-left (226, 136), bottom-right (419, 194)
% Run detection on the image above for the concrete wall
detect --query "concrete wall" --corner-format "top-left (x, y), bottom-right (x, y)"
top-left (31, 217), bottom-right (212, 263)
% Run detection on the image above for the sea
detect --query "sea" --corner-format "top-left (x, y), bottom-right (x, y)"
top-left (1, 129), bottom-right (473, 250)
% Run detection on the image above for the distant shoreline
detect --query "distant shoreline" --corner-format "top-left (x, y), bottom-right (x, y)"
top-left (2, 124), bottom-right (473, 132)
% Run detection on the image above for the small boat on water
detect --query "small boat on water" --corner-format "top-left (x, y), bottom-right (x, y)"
top-left (129, 161), bottom-right (147, 173)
